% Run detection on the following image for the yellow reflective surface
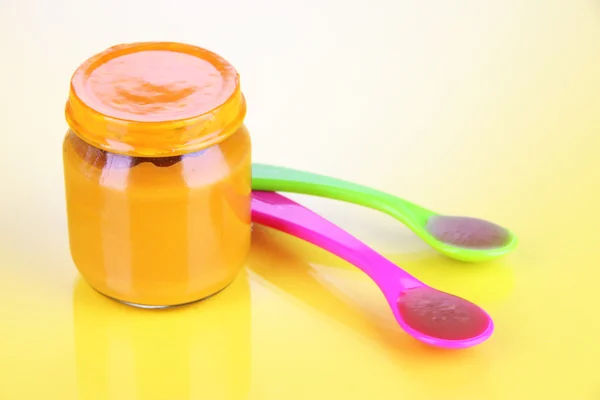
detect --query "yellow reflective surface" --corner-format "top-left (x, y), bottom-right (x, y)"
top-left (1, 0), bottom-right (600, 399)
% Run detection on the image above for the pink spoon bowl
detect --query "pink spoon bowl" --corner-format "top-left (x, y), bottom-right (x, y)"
top-left (251, 191), bottom-right (494, 349)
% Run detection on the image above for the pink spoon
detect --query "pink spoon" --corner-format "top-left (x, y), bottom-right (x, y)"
top-left (251, 191), bottom-right (494, 349)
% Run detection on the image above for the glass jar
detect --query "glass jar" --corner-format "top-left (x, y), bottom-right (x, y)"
top-left (62, 42), bottom-right (251, 307)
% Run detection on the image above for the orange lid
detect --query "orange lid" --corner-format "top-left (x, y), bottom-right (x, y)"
top-left (65, 42), bottom-right (246, 157)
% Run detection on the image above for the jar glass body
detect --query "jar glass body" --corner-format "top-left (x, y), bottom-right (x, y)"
top-left (62, 125), bottom-right (252, 307)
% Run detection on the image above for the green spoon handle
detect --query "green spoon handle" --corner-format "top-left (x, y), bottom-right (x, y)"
top-left (251, 163), bottom-right (434, 229)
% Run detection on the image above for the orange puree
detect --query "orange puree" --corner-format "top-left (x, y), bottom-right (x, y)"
top-left (63, 42), bottom-right (251, 307)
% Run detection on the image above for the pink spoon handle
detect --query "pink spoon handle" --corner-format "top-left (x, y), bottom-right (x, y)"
top-left (251, 191), bottom-right (423, 292)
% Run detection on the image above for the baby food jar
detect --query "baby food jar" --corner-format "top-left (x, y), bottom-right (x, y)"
top-left (63, 42), bottom-right (251, 307)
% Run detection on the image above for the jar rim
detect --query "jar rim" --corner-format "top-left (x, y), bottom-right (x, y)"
top-left (65, 42), bottom-right (246, 157)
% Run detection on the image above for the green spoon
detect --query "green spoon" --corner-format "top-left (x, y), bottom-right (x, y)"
top-left (251, 163), bottom-right (517, 263)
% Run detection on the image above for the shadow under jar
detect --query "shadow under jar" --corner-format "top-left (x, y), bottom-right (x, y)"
top-left (62, 42), bottom-right (252, 308)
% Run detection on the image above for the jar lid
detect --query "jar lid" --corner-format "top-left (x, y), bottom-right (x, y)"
top-left (66, 42), bottom-right (246, 157)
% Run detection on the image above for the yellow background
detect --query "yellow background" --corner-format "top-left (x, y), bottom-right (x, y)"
top-left (1, 0), bottom-right (599, 398)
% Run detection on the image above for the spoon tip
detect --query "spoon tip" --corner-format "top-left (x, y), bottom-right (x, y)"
top-left (425, 215), bottom-right (513, 250)
top-left (423, 215), bottom-right (517, 262)
top-left (393, 286), bottom-right (494, 349)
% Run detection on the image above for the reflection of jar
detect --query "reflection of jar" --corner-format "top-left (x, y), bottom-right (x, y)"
top-left (73, 272), bottom-right (251, 399)
top-left (63, 42), bottom-right (252, 307)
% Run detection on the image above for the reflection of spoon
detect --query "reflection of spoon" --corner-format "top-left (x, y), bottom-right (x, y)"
top-left (248, 226), bottom-right (420, 353)
top-left (252, 163), bottom-right (517, 262)
top-left (251, 191), bottom-right (494, 349)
